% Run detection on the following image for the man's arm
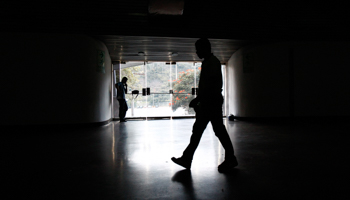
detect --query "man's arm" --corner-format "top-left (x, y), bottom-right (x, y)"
top-left (124, 83), bottom-right (128, 94)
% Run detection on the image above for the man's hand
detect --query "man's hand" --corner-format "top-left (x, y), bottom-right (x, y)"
top-left (189, 98), bottom-right (199, 108)
top-left (189, 98), bottom-right (200, 112)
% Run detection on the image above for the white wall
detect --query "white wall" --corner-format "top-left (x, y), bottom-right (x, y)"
top-left (0, 33), bottom-right (112, 125)
top-left (226, 41), bottom-right (350, 118)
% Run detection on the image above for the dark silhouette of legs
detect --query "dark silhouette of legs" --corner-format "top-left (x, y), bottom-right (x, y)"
top-left (211, 115), bottom-right (235, 160)
top-left (208, 105), bottom-right (238, 172)
top-left (182, 115), bottom-right (209, 160)
top-left (181, 104), bottom-right (236, 161)
top-left (172, 98), bottom-right (238, 171)
top-left (118, 99), bottom-right (128, 121)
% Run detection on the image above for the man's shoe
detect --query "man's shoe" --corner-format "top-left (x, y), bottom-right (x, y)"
top-left (120, 119), bottom-right (127, 122)
top-left (218, 159), bottom-right (238, 173)
top-left (171, 157), bottom-right (192, 170)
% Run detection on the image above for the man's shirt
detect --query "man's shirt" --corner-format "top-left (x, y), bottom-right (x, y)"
top-left (197, 54), bottom-right (223, 103)
top-left (116, 82), bottom-right (126, 99)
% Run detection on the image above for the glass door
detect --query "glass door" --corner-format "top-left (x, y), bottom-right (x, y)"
top-left (117, 61), bottom-right (228, 119)
top-left (145, 62), bottom-right (172, 117)
top-left (170, 62), bottom-right (200, 117)
top-left (119, 62), bottom-right (147, 118)
top-left (146, 62), bottom-right (201, 117)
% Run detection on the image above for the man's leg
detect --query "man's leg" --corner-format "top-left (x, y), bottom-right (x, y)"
top-left (172, 111), bottom-right (209, 169)
top-left (210, 108), bottom-right (238, 171)
top-left (211, 116), bottom-right (235, 160)
top-left (118, 99), bottom-right (123, 120)
top-left (122, 100), bottom-right (128, 120)
top-left (118, 99), bottom-right (127, 121)
top-left (182, 113), bottom-right (210, 161)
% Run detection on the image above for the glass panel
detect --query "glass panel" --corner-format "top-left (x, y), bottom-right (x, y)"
top-left (146, 94), bottom-right (172, 117)
top-left (171, 62), bottom-right (196, 94)
top-left (195, 62), bottom-right (202, 88)
top-left (171, 94), bottom-right (196, 116)
top-left (171, 62), bottom-right (200, 117)
top-left (120, 62), bottom-right (145, 118)
top-left (146, 62), bottom-right (170, 93)
top-left (120, 62), bottom-right (145, 93)
top-left (144, 62), bottom-right (171, 117)
top-left (116, 61), bottom-right (225, 118)
top-left (221, 64), bottom-right (226, 116)
top-left (125, 94), bottom-right (148, 117)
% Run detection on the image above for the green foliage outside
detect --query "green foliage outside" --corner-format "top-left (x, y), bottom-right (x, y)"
top-left (120, 65), bottom-right (143, 93)
top-left (172, 68), bottom-right (200, 114)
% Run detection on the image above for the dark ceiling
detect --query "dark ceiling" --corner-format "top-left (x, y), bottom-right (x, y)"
top-left (1, 0), bottom-right (349, 62)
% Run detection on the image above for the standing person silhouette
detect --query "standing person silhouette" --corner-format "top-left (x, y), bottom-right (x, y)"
top-left (171, 38), bottom-right (238, 173)
top-left (116, 77), bottom-right (128, 122)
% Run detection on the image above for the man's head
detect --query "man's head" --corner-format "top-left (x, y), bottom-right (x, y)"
top-left (195, 38), bottom-right (211, 59)
top-left (122, 77), bottom-right (128, 83)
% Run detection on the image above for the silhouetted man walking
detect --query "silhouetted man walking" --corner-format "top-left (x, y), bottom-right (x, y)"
top-left (172, 38), bottom-right (238, 173)
top-left (116, 77), bottom-right (128, 122)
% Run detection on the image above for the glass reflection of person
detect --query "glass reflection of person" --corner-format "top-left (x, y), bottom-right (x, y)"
top-left (172, 38), bottom-right (238, 173)
top-left (116, 77), bottom-right (128, 122)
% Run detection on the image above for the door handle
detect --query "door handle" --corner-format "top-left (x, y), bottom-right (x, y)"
top-left (192, 88), bottom-right (198, 95)
top-left (142, 88), bottom-right (151, 96)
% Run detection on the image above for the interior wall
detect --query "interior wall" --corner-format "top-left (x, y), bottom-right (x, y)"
top-left (0, 33), bottom-right (112, 125)
top-left (226, 41), bottom-right (350, 118)
top-left (226, 43), bottom-right (290, 117)
top-left (293, 42), bottom-right (350, 116)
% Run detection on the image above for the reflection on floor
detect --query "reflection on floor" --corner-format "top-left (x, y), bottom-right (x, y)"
top-left (2, 119), bottom-right (348, 199)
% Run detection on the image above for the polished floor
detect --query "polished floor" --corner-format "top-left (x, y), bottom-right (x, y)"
top-left (2, 118), bottom-right (348, 199)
